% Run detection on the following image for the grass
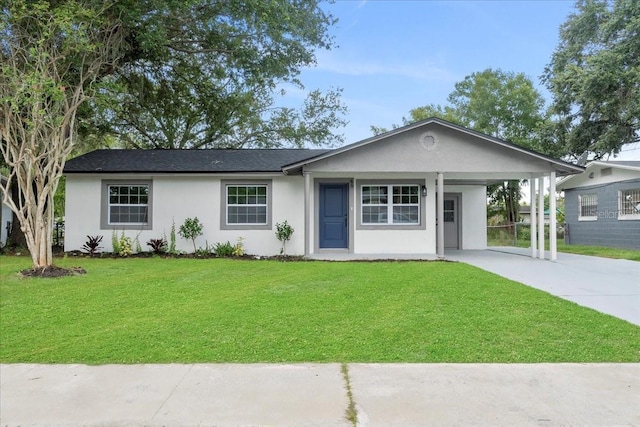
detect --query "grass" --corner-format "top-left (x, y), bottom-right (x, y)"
top-left (1, 256), bottom-right (638, 364)
top-left (488, 238), bottom-right (640, 261)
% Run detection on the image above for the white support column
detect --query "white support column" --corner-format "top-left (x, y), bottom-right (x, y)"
top-left (530, 178), bottom-right (537, 259)
top-left (550, 171), bottom-right (557, 261)
top-left (437, 172), bottom-right (445, 259)
top-left (304, 171), bottom-right (311, 256)
top-left (538, 176), bottom-right (545, 260)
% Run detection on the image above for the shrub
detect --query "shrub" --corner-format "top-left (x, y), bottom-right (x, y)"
top-left (118, 236), bottom-right (133, 257)
top-left (146, 238), bottom-right (167, 254)
top-left (82, 235), bottom-right (103, 256)
top-left (178, 217), bottom-right (203, 253)
top-left (275, 220), bottom-right (294, 255)
top-left (214, 241), bottom-right (234, 257)
top-left (233, 237), bottom-right (245, 257)
top-left (195, 242), bottom-right (214, 257)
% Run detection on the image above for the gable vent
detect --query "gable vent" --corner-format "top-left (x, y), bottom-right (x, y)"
top-left (601, 167), bottom-right (612, 177)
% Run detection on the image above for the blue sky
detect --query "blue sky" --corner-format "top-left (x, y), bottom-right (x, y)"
top-left (288, 0), bottom-right (639, 159)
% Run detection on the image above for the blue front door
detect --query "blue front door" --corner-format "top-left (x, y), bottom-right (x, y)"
top-left (319, 183), bottom-right (349, 249)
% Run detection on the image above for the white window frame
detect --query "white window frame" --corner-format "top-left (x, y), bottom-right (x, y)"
top-left (361, 184), bottom-right (420, 226)
top-left (107, 184), bottom-right (150, 226)
top-left (578, 193), bottom-right (598, 221)
top-left (101, 180), bottom-right (153, 230)
top-left (220, 180), bottom-right (272, 230)
top-left (618, 188), bottom-right (640, 220)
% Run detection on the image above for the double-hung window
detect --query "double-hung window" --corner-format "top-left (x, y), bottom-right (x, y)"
top-left (578, 193), bottom-right (598, 221)
top-left (221, 181), bottom-right (273, 230)
top-left (361, 184), bottom-right (420, 225)
top-left (618, 188), bottom-right (640, 220)
top-left (101, 180), bottom-right (152, 230)
top-left (108, 185), bottom-right (149, 225)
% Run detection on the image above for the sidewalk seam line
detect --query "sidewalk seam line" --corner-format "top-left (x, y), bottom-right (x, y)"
top-left (150, 363), bottom-right (194, 422)
top-left (341, 363), bottom-right (358, 427)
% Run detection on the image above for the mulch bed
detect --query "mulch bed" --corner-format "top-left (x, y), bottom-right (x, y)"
top-left (20, 266), bottom-right (87, 278)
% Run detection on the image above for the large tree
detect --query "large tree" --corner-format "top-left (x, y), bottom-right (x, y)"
top-left (543, 0), bottom-right (640, 160)
top-left (2, 1), bottom-right (344, 269)
top-left (375, 69), bottom-right (548, 224)
top-left (1, 0), bottom-right (124, 269)
top-left (89, 0), bottom-right (346, 149)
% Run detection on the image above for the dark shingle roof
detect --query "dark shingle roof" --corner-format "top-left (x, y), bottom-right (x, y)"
top-left (64, 149), bottom-right (332, 174)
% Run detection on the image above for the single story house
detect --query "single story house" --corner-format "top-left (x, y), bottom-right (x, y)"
top-left (63, 118), bottom-right (583, 258)
top-left (557, 160), bottom-right (640, 250)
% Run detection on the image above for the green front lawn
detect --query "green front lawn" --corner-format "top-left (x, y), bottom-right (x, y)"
top-left (1, 256), bottom-right (638, 364)
top-left (488, 237), bottom-right (640, 261)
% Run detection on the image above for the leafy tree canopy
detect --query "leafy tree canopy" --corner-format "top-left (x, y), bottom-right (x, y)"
top-left (543, 0), bottom-right (640, 160)
top-left (371, 69), bottom-right (549, 224)
top-left (84, 0), bottom-right (347, 149)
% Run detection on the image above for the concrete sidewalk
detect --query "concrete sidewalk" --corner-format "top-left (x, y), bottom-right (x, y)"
top-left (2, 363), bottom-right (639, 426)
top-left (447, 247), bottom-right (640, 326)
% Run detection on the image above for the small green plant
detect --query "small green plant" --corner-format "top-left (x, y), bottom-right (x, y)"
top-left (169, 219), bottom-right (177, 254)
top-left (275, 220), bottom-right (294, 255)
top-left (111, 230), bottom-right (120, 254)
top-left (82, 235), bottom-right (103, 256)
top-left (146, 238), bottom-right (167, 254)
top-left (134, 238), bottom-right (142, 254)
top-left (195, 241), bottom-right (214, 257)
top-left (233, 237), bottom-right (245, 257)
top-left (118, 235), bottom-right (133, 257)
top-left (214, 241), bottom-right (234, 257)
top-left (178, 217), bottom-right (203, 253)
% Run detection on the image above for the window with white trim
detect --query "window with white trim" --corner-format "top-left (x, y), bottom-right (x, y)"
top-left (108, 184), bottom-right (149, 225)
top-left (578, 193), bottom-right (597, 220)
top-left (226, 185), bottom-right (268, 225)
top-left (618, 188), bottom-right (640, 220)
top-left (362, 185), bottom-right (420, 225)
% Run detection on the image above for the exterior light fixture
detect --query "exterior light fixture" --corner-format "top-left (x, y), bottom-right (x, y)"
top-left (422, 185), bottom-right (427, 197)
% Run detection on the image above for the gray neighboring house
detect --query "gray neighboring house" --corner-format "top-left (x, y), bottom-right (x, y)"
top-left (557, 161), bottom-right (640, 250)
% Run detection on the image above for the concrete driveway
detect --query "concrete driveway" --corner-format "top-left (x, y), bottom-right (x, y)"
top-left (447, 247), bottom-right (640, 326)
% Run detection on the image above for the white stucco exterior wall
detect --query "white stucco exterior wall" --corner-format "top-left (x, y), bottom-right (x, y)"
top-left (444, 185), bottom-right (487, 250)
top-left (64, 174), bottom-right (305, 256)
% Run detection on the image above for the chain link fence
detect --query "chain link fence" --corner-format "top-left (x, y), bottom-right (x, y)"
top-left (487, 223), bottom-right (564, 247)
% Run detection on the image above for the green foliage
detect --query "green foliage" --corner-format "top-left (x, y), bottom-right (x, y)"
top-left (118, 236), bottom-right (133, 257)
top-left (275, 220), bottom-right (295, 255)
top-left (2, 257), bottom-right (638, 363)
top-left (111, 230), bottom-right (120, 254)
top-left (406, 69), bottom-right (546, 151)
top-left (178, 217), bottom-right (203, 253)
top-left (0, 0), bottom-right (125, 267)
top-left (213, 241), bottom-right (235, 258)
top-left (168, 219), bottom-right (177, 255)
top-left (195, 242), bottom-right (214, 258)
top-left (83, 0), bottom-right (346, 149)
top-left (134, 238), bottom-right (142, 254)
top-left (543, 0), bottom-right (640, 159)
top-left (385, 69), bottom-right (547, 223)
top-left (232, 237), bottom-right (245, 257)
